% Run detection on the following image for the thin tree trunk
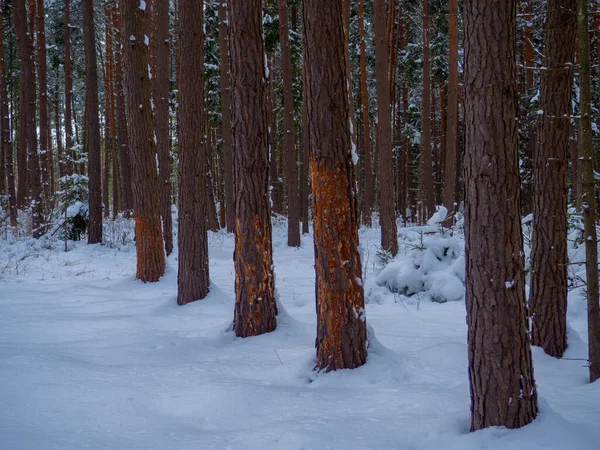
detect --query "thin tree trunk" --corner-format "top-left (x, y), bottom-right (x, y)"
top-left (304, 0), bottom-right (367, 372)
top-left (218, 0), bottom-right (234, 233)
top-left (279, 0), bottom-right (300, 247)
top-left (177, 0), bottom-right (210, 304)
top-left (64, 0), bottom-right (74, 175)
top-left (444, 0), bottom-right (459, 219)
top-left (576, 0), bottom-right (600, 383)
top-left (120, 0), bottom-right (166, 282)
top-left (420, 0), bottom-right (434, 222)
top-left (374, 0), bottom-right (398, 255)
top-left (529, 0), bottom-right (576, 359)
top-left (229, 0), bottom-right (277, 337)
top-left (54, 74), bottom-right (64, 180)
top-left (359, 0), bottom-right (373, 225)
top-left (464, 0), bottom-right (537, 430)
top-left (83, 0), bottom-right (103, 244)
top-left (343, 0), bottom-right (358, 174)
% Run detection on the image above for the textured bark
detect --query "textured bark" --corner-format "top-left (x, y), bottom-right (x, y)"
top-left (576, 0), bottom-right (600, 383)
top-left (14, 0), bottom-right (42, 235)
top-left (104, 2), bottom-right (119, 216)
top-left (0, 4), bottom-right (16, 226)
top-left (420, 0), bottom-right (434, 222)
top-left (218, 0), bottom-right (234, 233)
top-left (304, 0), bottom-right (368, 372)
top-left (529, 0), bottom-right (576, 359)
top-left (113, 4), bottom-right (133, 213)
top-left (229, 0), bottom-right (277, 337)
top-left (83, 0), bottom-right (103, 244)
top-left (121, 0), bottom-right (166, 282)
top-left (177, 0), bottom-right (210, 305)
top-left (64, 0), bottom-right (74, 175)
top-left (36, 0), bottom-right (52, 208)
top-left (444, 0), bottom-right (459, 218)
top-left (358, 0), bottom-right (373, 225)
top-left (153, 0), bottom-right (173, 255)
top-left (464, 0), bottom-right (538, 430)
top-left (279, 0), bottom-right (300, 247)
top-left (374, 0), bottom-right (398, 255)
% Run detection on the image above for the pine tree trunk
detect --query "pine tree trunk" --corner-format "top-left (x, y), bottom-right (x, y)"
top-left (420, 0), bottom-right (434, 222)
top-left (444, 0), bottom-right (459, 218)
top-left (374, 0), bottom-right (398, 255)
top-left (304, 0), bottom-right (368, 372)
top-left (279, 0), bottom-right (301, 247)
top-left (54, 78), bottom-right (64, 180)
top-left (576, 0), bottom-right (600, 383)
top-left (358, 0), bottom-right (373, 225)
top-left (529, 0), bottom-right (576, 358)
top-left (343, 0), bottom-right (358, 177)
top-left (64, 0), bottom-right (74, 176)
top-left (177, 0), bottom-right (210, 304)
top-left (14, 0), bottom-right (42, 236)
top-left (83, 0), bottom-right (103, 244)
top-left (120, 0), bottom-right (166, 282)
top-left (229, 0), bottom-right (277, 337)
top-left (464, 0), bottom-right (538, 430)
top-left (152, 0), bottom-right (173, 255)
top-left (218, 0), bottom-right (235, 233)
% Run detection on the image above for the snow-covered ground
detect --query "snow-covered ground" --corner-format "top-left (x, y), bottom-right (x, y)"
top-left (1, 223), bottom-right (599, 450)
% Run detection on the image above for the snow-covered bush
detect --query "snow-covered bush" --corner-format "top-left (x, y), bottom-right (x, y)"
top-left (54, 173), bottom-right (90, 241)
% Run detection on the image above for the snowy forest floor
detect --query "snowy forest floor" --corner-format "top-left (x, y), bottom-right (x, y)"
top-left (1, 221), bottom-right (599, 450)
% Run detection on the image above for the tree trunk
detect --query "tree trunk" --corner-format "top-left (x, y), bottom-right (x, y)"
top-left (64, 0), bottom-right (74, 176)
top-left (0, 4), bottom-right (16, 226)
top-left (120, 0), bottom-right (166, 282)
top-left (444, 0), bottom-right (459, 219)
top-left (83, 0), bottom-right (103, 244)
top-left (464, 0), bottom-right (538, 430)
top-left (374, 0), bottom-right (398, 255)
top-left (152, 0), bottom-right (173, 255)
top-left (218, 0), bottom-right (235, 233)
top-left (304, 0), bottom-right (368, 372)
top-left (177, 0), bottom-right (210, 304)
top-left (576, 0), bottom-right (600, 383)
top-left (358, 0), bottom-right (373, 225)
top-left (279, 0), bottom-right (301, 247)
top-left (343, 0), bottom-right (358, 177)
top-left (229, 0), bottom-right (277, 337)
top-left (420, 0), bottom-right (434, 222)
top-left (529, 0), bottom-right (576, 359)
top-left (14, 0), bottom-right (42, 236)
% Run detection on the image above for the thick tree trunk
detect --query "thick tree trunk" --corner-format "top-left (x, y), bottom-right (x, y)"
top-left (464, 0), bottom-right (538, 430)
top-left (218, 0), bottom-right (235, 233)
top-left (358, 0), bottom-right (373, 225)
top-left (120, 0), bottom-right (166, 282)
top-left (576, 0), bottom-right (600, 383)
top-left (177, 0), bottom-right (210, 304)
top-left (374, 0), bottom-right (398, 255)
top-left (153, 0), bottom-right (173, 255)
top-left (529, 0), bottom-right (576, 358)
top-left (420, 0), bottom-right (434, 222)
top-left (0, 4), bottom-right (16, 226)
top-left (229, 0), bottom-right (277, 337)
top-left (304, 0), bottom-right (368, 372)
top-left (279, 0), bottom-right (301, 247)
top-left (82, 0), bottom-right (103, 244)
top-left (444, 0), bottom-right (459, 219)
top-left (14, 0), bottom-right (42, 236)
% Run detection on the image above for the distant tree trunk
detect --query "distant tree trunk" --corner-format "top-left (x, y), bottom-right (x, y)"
top-left (374, 0), bottom-right (398, 255)
top-left (36, 0), bottom-right (53, 209)
top-left (82, 0), bottom-right (103, 244)
top-left (343, 0), bottom-right (358, 174)
top-left (576, 0), bottom-right (600, 383)
top-left (229, 0), bottom-right (277, 337)
top-left (54, 77), bottom-right (64, 180)
top-left (64, 0), bottom-right (74, 175)
top-left (14, 0), bottom-right (42, 236)
top-left (300, 42), bottom-right (310, 235)
top-left (420, 0), bottom-right (434, 222)
top-left (464, 0), bottom-right (537, 430)
top-left (444, 0), bottom-right (459, 218)
top-left (104, 2), bottom-right (119, 216)
top-left (279, 0), bottom-right (300, 247)
top-left (522, 0), bottom-right (535, 215)
top-left (120, 0), bottom-right (166, 282)
top-left (152, 0), bottom-right (173, 255)
top-left (177, 0), bottom-right (210, 304)
top-left (218, 0), bottom-right (235, 233)
top-left (529, 0), bottom-right (576, 359)
top-left (267, 54), bottom-right (282, 215)
top-left (205, 130), bottom-right (220, 233)
top-left (358, 0), bottom-right (373, 225)
top-left (113, 4), bottom-right (133, 213)
top-left (304, 0), bottom-right (367, 372)
top-left (0, 4), bottom-right (16, 226)
top-left (17, 82), bottom-right (28, 209)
